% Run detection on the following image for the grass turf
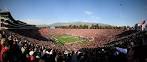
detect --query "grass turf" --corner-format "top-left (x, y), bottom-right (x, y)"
top-left (54, 35), bottom-right (86, 45)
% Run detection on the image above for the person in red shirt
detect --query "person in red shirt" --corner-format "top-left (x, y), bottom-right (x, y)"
top-left (0, 38), bottom-right (10, 62)
top-left (27, 51), bottom-right (36, 62)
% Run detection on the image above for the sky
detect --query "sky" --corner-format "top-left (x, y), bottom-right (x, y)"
top-left (0, 0), bottom-right (147, 26)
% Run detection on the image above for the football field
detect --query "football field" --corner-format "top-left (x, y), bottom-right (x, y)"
top-left (54, 35), bottom-right (86, 45)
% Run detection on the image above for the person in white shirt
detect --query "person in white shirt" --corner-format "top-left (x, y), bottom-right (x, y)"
top-left (141, 23), bottom-right (147, 31)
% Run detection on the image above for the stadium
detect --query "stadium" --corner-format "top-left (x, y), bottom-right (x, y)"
top-left (0, 0), bottom-right (147, 62)
top-left (0, 10), bottom-right (147, 62)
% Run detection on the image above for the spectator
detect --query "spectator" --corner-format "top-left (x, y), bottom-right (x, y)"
top-left (0, 38), bottom-right (10, 62)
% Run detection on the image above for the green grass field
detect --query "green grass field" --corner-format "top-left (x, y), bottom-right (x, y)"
top-left (54, 35), bottom-right (86, 45)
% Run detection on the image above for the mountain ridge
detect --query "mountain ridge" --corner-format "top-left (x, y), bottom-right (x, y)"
top-left (49, 22), bottom-right (111, 26)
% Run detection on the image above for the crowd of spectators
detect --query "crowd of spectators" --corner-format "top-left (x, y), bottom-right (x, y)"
top-left (46, 29), bottom-right (125, 47)
top-left (0, 30), bottom-right (128, 62)
top-left (0, 20), bottom-right (146, 62)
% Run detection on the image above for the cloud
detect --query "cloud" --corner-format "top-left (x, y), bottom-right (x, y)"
top-left (83, 10), bottom-right (102, 20)
top-left (90, 16), bottom-right (102, 20)
top-left (82, 20), bottom-right (98, 23)
top-left (84, 11), bottom-right (93, 15)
